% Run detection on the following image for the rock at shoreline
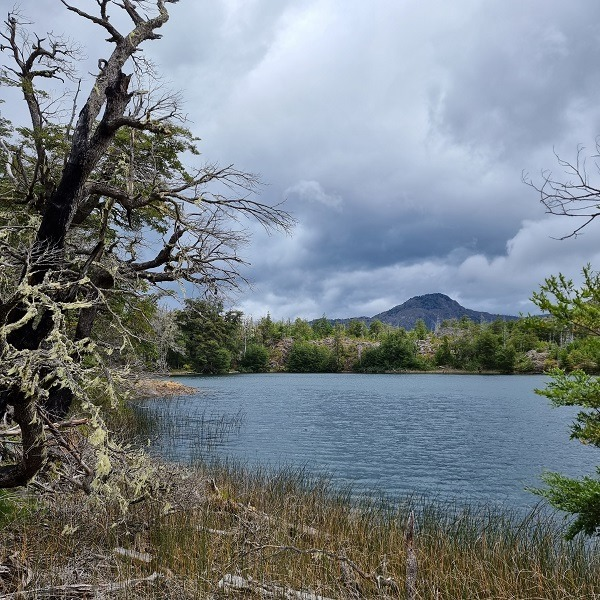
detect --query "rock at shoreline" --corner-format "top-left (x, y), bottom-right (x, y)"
top-left (134, 379), bottom-right (198, 399)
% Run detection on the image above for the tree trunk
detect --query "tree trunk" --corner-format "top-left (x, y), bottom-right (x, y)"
top-left (0, 1), bottom-right (173, 489)
top-left (0, 389), bottom-right (47, 487)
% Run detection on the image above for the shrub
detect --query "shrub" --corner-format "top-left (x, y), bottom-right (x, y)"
top-left (287, 342), bottom-right (335, 372)
top-left (240, 344), bottom-right (270, 372)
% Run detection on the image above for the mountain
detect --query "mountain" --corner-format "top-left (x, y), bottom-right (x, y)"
top-left (331, 293), bottom-right (519, 330)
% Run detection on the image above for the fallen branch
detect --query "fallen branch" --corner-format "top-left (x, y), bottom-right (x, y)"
top-left (0, 419), bottom-right (88, 438)
top-left (240, 543), bottom-right (399, 593)
top-left (340, 555), bottom-right (363, 600)
top-left (218, 573), bottom-right (335, 600)
top-left (0, 572), bottom-right (160, 599)
top-left (114, 546), bottom-right (154, 564)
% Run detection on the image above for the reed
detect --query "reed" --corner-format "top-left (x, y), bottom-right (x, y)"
top-left (0, 459), bottom-right (598, 599)
top-left (128, 399), bottom-right (244, 461)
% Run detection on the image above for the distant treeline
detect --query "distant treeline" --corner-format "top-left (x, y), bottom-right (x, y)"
top-left (155, 299), bottom-right (595, 375)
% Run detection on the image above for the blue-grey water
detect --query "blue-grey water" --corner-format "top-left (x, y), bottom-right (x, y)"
top-left (136, 373), bottom-right (598, 511)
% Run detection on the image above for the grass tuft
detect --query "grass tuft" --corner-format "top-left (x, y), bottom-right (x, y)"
top-left (5, 383), bottom-right (595, 597)
top-left (0, 459), bottom-right (598, 598)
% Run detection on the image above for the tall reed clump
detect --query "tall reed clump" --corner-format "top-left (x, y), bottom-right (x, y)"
top-left (0, 459), bottom-right (598, 599)
top-left (144, 460), bottom-right (600, 598)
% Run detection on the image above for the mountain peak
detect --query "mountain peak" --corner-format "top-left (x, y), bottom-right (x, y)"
top-left (368, 293), bottom-right (517, 330)
top-left (399, 293), bottom-right (458, 310)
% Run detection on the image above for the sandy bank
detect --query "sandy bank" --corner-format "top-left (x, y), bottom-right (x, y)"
top-left (133, 378), bottom-right (198, 399)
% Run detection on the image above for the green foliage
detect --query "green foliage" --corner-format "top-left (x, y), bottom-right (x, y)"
top-left (536, 369), bottom-right (600, 447)
top-left (534, 471), bottom-right (600, 539)
top-left (357, 330), bottom-right (422, 372)
top-left (513, 353), bottom-right (535, 374)
top-left (474, 331), bottom-right (500, 369)
top-left (368, 319), bottom-right (384, 339)
top-left (346, 319), bottom-right (368, 338)
top-left (312, 316), bottom-right (334, 339)
top-left (163, 302), bottom-right (600, 377)
top-left (289, 318), bottom-right (313, 341)
top-left (174, 299), bottom-right (242, 374)
top-left (494, 346), bottom-right (516, 373)
top-left (240, 343), bottom-right (270, 372)
top-left (0, 491), bottom-right (26, 526)
top-left (256, 314), bottom-right (284, 346)
top-left (558, 337), bottom-right (600, 373)
top-left (506, 329), bottom-right (539, 353)
top-left (434, 337), bottom-right (453, 366)
top-left (530, 266), bottom-right (600, 537)
top-left (432, 326), bottom-right (520, 372)
top-left (532, 266), bottom-right (600, 336)
top-left (231, 311), bottom-right (592, 375)
top-left (459, 315), bottom-right (473, 329)
top-left (413, 318), bottom-right (429, 340)
top-left (287, 341), bottom-right (336, 373)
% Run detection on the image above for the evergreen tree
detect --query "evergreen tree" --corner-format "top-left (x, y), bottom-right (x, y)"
top-left (412, 318), bottom-right (429, 340)
top-left (312, 315), bottom-right (334, 338)
top-left (368, 319), bottom-right (385, 339)
top-left (175, 299), bottom-right (242, 374)
top-left (358, 329), bottom-right (421, 372)
top-left (530, 266), bottom-right (600, 537)
top-left (347, 319), bottom-right (368, 338)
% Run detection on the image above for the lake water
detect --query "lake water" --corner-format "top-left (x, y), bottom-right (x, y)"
top-left (136, 373), bottom-right (598, 511)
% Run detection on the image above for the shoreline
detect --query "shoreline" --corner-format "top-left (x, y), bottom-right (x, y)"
top-left (166, 368), bottom-right (545, 377)
top-left (133, 377), bottom-right (199, 399)
top-left (1, 453), bottom-right (596, 599)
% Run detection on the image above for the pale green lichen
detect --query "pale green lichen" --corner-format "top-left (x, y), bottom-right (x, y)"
top-left (0, 254), bottom-right (160, 518)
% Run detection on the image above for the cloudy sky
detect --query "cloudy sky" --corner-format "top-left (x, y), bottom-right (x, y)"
top-left (5, 0), bottom-right (600, 320)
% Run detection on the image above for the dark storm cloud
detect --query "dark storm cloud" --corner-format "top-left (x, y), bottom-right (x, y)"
top-left (276, 195), bottom-right (513, 272)
top-left (431, 2), bottom-right (600, 158)
top-left (5, 1), bottom-right (600, 320)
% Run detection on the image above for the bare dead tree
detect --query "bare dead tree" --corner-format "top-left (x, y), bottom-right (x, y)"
top-left (524, 141), bottom-right (600, 239)
top-left (0, 0), bottom-right (293, 489)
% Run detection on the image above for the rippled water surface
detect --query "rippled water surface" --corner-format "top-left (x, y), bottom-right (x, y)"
top-left (137, 373), bottom-right (598, 510)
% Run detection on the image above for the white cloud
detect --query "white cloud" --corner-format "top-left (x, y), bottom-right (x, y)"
top-left (284, 180), bottom-right (343, 210)
top-left (7, 0), bottom-right (600, 323)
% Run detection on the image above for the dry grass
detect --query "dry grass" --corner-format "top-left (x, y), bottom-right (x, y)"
top-left (0, 459), bottom-right (598, 599)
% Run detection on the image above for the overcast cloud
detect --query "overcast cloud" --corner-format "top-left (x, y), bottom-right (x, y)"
top-left (5, 0), bottom-right (600, 320)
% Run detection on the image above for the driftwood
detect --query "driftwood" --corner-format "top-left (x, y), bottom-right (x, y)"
top-left (339, 556), bottom-right (363, 600)
top-left (218, 573), bottom-right (335, 600)
top-left (114, 546), bottom-right (154, 564)
top-left (0, 572), bottom-right (160, 599)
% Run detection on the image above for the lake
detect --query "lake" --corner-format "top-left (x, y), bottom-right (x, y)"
top-left (135, 373), bottom-right (598, 511)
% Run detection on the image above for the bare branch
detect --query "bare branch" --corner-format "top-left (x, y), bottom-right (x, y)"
top-left (60, 1), bottom-right (123, 42)
top-left (118, 0), bottom-right (145, 27)
top-left (129, 226), bottom-right (185, 271)
top-left (525, 141), bottom-right (600, 238)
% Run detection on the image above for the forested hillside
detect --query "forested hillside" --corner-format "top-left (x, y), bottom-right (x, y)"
top-left (161, 299), bottom-right (590, 375)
